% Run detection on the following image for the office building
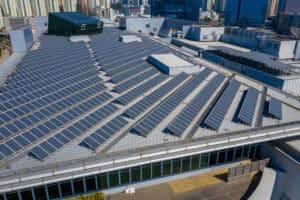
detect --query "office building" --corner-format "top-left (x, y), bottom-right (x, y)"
top-left (150, 0), bottom-right (202, 22)
top-left (215, 0), bottom-right (227, 13)
top-left (225, 0), bottom-right (270, 27)
top-left (277, 0), bottom-right (300, 13)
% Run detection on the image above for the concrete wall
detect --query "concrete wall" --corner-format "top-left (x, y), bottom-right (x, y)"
top-left (260, 144), bottom-right (300, 200)
top-left (220, 34), bottom-right (258, 50)
top-left (149, 18), bottom-right (164, 36)
top-left (120, 17), bottom-right (164, 36)
top-left (10, 26), bottom-right (33, 53)
top-left (261, 38), bottom-right (297, 59)
top-left (183, 26), bottom-right (225, 41)
top-left (36, 16), bottom-right (48, 30)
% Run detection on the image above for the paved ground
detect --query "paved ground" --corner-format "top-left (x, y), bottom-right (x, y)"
top-left (106, 166), bottom-right (261, 200)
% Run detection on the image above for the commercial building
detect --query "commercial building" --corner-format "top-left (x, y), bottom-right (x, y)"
top-left (0, 23), bottom-right (300, 199)
top-left (48, 12), bottom-right (103, 36)
top-left (225, 0), bottom-right (270, 27)
top-left (150, 0), bottom-right (202, 22)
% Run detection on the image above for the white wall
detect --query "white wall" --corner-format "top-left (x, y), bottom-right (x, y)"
top-left (10, 26), bottom-right (33, 53)
top-left (36, 16), bottom-right (48, 30)
top-left (183, 26), bottom-right (224, 41)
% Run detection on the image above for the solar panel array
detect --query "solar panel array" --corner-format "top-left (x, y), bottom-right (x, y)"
top-left (29, 103), bottom-right (118, 160)
top-left (204, 79), bottom-right (241, 130)
top-left (166, 73), bottom-right (228, 136)
top-left (123, 72), bottom-right (190, 119)
top-left (115, 74), bottom-right (167, 105)
top-left (0, 36), bottom-right (105, 160)
top-left (268, 98), bottom-right (282, 120)
top-left (238, 87), bottom-right (259, 126)
top-left (113, 68), bottom-right (159, 93)
top-left (80, 116), bottom-right (128, 151)
top-left (131, 69), bottom-right (212, 137)
top-left (109, 63), bottom-right (149, 84)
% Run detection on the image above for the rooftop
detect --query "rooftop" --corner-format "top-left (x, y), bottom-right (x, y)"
top-left (148, 53), bottom-right (194, 68)
top-left (0, 27), bottom-right (300, 192)
top-left (49, 12), bottom-right (100, 25)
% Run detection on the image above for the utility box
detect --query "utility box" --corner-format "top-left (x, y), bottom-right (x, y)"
top-left (10, 26), bottom-right (33, 53)
top-left (48, 12), bottom-right (103, 36)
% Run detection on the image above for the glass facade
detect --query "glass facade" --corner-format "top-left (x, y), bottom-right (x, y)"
top-left (150, 0), bottom-right (202, 21)
top-left (1, 145), bottom-right (260, 200)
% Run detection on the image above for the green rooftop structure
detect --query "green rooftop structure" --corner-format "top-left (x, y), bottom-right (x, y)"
top-left (48, 12), bottom-right (103, 36)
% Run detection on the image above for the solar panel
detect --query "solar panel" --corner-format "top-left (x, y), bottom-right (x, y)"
top-left (166, 73), bottom-right (225, 136)
top-left (204, 79), bottom-right (241, 130)
top-left (113, 68), bottom-right (159, 93)
top-left (123, 72), bottom-right (190, 119)
top-left (131, 68), bottom-right (212, 137)
top-left (238, 87), bottom-right (259, 126)
top-left (115, 74), bottom-right (167, 105)
top-left (28, 103), bottom-right (119, 160)
top-left (80, 116), bottom-right (128, 151)
top-left (268, 98), bottom-right (282, 120)
top-left (109, 63), bottom-right (149, 84)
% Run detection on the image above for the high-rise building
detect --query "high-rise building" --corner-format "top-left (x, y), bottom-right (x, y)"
top-left (267, 0), bottom-right (279, 17)
top-left (225, 0), bottom-right (269, 27)
top-left (0, 0), bottom-right (111, 29)
top-left (215, 0), bottom-right (227, 13)
top-left (150, 0), bottom-right (202, 22)
top-left (278, 0), bottom-right (300, 13)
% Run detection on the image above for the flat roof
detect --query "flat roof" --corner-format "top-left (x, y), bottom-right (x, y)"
top-left (0, 27), bottom-right (300, 191)
top-left (149, 53), bottom-right (194, 68)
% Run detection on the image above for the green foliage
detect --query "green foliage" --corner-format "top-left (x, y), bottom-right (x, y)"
top-left (66, 192), bottom-right (105, 200)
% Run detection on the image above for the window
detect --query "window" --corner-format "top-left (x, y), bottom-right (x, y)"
top-left (81, 24), bottom-right (86, 31)
top-left (108, 171), bottom-right (119, 187)
top-left (200, 154), bottom-right (209, 168)
top-left (152, 162), bottom-right (161, 178)
top-left (47, 183), bottom-right (60, 199)
top-left (243, 146), bottom-right (249, 158)
top-left (131, 166), bottom-right (141, 183)
top-left (209, 152), bottom-right (218, 166)
top-left (5, 192), bottom-right (19, 200)
top-left (146, 24), bottom-right (150, 28)
top-left (249, 145), bottom-right (256, 159)
top-left (85, 176), bottom-right (96, 192)
top-left (172, 158), bottom-right (181, 174)
top-left (153, 27), bottom-right (157, 32)
top-left (34, 186), bottom-right (47, 200)
top-left (120, 169), bottom-right (130, 185)
top-left (255, 145), bottom-right (261, 159)
top-left (97, 174), bottom-right (108, 189)
top-left (235, 147), bottom-right (243, 160)
top-left (20, 189), bottom-right (33, 200)
top-left (162, 161), bottom-right (171, 176)
top-left (218, 151), bottom-right (226, 164)
top-left (73, 178), bottom-right (84, 194)
top-left (191, 155), bottom-right (200, 170)
top-left (226, 148), bottom-right (234, 162)
top-left (182, 156), bottom-right (191, 172)
top-left (142, 164), bottom-right (151, 180)
top-left (60, 181), bottom-right (73, 197)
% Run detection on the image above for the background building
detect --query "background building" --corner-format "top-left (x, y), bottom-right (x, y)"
top-left (225, 0), bottom-right (270, 27)
top-left (150, 0), bottom-right (202, 22)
